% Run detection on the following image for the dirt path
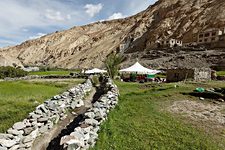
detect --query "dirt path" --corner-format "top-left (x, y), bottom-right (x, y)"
top-left (84, 87), bottom-right (96, 108)
top-left (31, 87), bottom-right (96, 150)
top-left (168, 100), bottom-right (225, 135)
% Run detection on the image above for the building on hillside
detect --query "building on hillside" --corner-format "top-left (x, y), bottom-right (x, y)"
top-left (147, 38), bottom-right (183, 49)
top-left (197, 27), bottom-right (225, 48)
top-left (166, 68), bottom-right (211, 82)
top-left (23, 66), bottom-right (40, 72)
top-left (161, 39), bottom-right (183, 48)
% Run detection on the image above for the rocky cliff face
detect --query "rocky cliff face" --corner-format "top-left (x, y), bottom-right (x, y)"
top-left (0, 0), bottom-right (225, 69)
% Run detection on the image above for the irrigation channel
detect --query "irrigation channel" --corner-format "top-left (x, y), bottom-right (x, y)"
top-left (32, 79), bottom-right (108, 150)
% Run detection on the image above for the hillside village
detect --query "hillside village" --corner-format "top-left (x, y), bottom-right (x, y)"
top-left (119, 26), bottom-right (225, 51)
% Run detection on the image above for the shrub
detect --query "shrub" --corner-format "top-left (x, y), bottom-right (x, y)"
top-left (104, 53), bottom-right (125, 79)
top-left (0, 66), bottom-right (28, 79)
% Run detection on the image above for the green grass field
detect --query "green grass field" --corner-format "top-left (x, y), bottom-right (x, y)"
top-left (217, 71), bottom-right (225, 76)
top-left (92, 81), bottom-right (225, 150)
top-left (28, 71), bottom-right (74, 76)
top-left (0, 79), bottom-right (84, 132)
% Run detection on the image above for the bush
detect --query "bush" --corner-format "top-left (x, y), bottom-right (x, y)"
top-left (92, 75), bottom-right (100, 87)
top-left (0, 66), bottom-right (28, 79)
top-left (104, 53), bottom-right (125, 79)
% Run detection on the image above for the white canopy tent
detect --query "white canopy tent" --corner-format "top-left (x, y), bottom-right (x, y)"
top-left (85, 68), bottom-right (107, 74)
top-left (119, 62), bottom-right (160, 75)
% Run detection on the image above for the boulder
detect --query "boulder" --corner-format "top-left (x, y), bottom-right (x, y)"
top-left (39, 125), bottom-right (48, 134)
top-left (13, 122), bottom-right (26, 130)
top-left (23, 127), bottom-right (34, 136)
top-left (29, 113), bottom-right (42, 119)
top-left (60, 135), bottom-right (78, 145)
top-left (8, 144), bottom-right (19, 150)
top-left (0, 133), bottom-right (14, 139)
top-left (53, 114), bottom-right (60, 124)
top-left (30, 129), bottom-right (39, 139)
top-left (85, 112), bottom-right (95, 119)
top-left (67, 143), bottom-right (80, 150)
top-left (84, 119), bottom-right (99, 126)
top-left (7, 128), bottom-right (24, 136)
top-left (0, 139), bottom-right (17, 148)
top-left (38, 117), bottom-right (49, 123)
top-left (0, 146), bottom-right (7, 150)
top-left (13, 136), bottom-right (22, 143)
top-left (47, 122), bottom-right (54, 129)
top-left (53, 95), bottom-right (61, 100)
top-left (58, 101), bottom-right (64, 106)
top-left (71, 101), bottom-right (77, 109)
top-left (70, 132), bottom-right (84, 140)
top-left (67, 138), bottom-right (85, 147)
top-left (22, 135), bottom-right (33, 143)
top-left (47, 101), bottom-right (57, 110)
top-left (24, 141), bottom-right (33, 149)
top-left (76, 100), bottom-right (84, 108)
top-left (40, 105), bottom-right (48, 113)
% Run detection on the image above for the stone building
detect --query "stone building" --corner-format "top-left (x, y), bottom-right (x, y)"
top-left (197, 27), bottom-right (225, 48)
top-left (147, 38), bottom-right (183, 49)
top-left (166, 68), bottom-right (211, 82)
top-left (161, 39), bottom-right (183, 48)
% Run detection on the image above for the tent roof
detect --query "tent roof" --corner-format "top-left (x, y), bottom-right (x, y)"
top-left (85, 68), bottom-right (107, 74)
top-left (119, 62), bottom-right (160, 74)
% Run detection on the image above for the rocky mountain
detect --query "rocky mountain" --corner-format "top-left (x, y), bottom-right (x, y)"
top-left (0, 0), bottom-right (225, 69)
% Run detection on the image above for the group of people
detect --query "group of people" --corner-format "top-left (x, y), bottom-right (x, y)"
top-left (121, 73), bottom-right (165, 83)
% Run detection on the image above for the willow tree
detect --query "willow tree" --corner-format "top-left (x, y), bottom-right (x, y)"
top-left (104, 53), bottom-right (125, 79)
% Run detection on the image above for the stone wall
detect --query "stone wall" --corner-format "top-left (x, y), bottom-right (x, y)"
top-left (194, 68), bottom-right (211, 81)
top-left (166, 69), bottom-right (195, 82)
top-left (166, 68), bottom-right (211, 82)
top-left (0, 79), bottom-right (92, 150)
top-left (60, 78), bottom-right (119, 150)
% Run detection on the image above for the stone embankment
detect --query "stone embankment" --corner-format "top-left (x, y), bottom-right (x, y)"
top-left (0, 79), bottom-right (92, 150)
top-left (60, 79), bottom-right (119, 150)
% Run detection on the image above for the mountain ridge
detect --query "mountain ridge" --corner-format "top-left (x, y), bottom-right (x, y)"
top-left (0, 0), bottom-right (225, 69)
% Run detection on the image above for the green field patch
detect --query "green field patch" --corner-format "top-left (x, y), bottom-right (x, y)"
top-left (28, 71), bottom-right (74, 76)
top-left (92, 81), bottom-right (225, 150)
top-left (217, 71), bottom-right (225, 76)
top-left (0, 79), bottom-right (83, 132)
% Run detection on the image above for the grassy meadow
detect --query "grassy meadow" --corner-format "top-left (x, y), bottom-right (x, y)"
top-left (28, 70), bottom-right (74, 76)
top-left (217, 71), bottom-right (225, 76)
top-left (0, 79), bottom-right (84, 132)
top-left (92, 81), bottom-right (225, 150)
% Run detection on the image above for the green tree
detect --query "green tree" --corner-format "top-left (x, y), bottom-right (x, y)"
top-left (105, 53), bottom-right (125, 79)
top-left (0, 66), bottom-right (28, 79)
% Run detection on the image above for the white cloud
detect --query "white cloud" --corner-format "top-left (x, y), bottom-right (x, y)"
top-left (22, 28), bottom-right (29, 32)
top-left (45, 9), bottom-right (70, 22)
top-left (29, 33), bottom-right (46, 40)
top-left (67, 14), bottom-right (72, 20)
top-left (108, 12), bottom-right (126, 20)
top-left (0, 39), bottom-right (17, 45)
top-left (0, 0), bottom-right (85, 47)
top-left (84, 3), bottom-right (103, 17)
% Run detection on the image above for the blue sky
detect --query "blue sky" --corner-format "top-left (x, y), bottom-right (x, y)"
top-left (0, 0), bottom-right (157, 48)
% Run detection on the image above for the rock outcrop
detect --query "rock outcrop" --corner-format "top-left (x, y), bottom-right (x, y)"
top-left (0, 0), bottom-right (225, 68)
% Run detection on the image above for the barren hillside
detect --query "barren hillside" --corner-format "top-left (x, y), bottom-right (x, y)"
top-left (0, 0), bottom-right (225, 69)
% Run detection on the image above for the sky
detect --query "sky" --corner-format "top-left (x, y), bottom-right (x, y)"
top-left (0, 0), bottom-right (157, 48)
